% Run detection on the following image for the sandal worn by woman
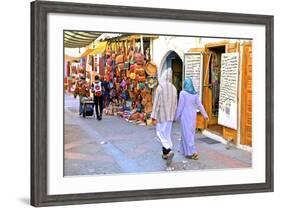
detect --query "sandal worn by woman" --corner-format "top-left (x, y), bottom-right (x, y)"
top-left (191, 153), bottom-right (199, 160)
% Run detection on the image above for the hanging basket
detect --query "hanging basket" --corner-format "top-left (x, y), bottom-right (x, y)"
top-left (146, 76), bottom-right (158, 89)
top-left (146, 62), bottom-right (157, 77)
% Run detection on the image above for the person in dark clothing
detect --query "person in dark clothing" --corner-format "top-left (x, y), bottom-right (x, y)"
top-left (92, 75), bottom-right (103, 120)
top-left (101, 77), bottom-right (110, 109)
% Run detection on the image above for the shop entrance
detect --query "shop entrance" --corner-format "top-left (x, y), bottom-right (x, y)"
top-left (163, 51), bottom-right (183, 98)
top-left (204, 45), bottom-right (226, 135)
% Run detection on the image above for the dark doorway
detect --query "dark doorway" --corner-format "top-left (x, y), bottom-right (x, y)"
top-left (206, 45), bottom-right (225, 135)
top-left (165, 51), bottom-right (183, 98)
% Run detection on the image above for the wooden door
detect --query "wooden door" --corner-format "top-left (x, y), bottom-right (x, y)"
top-left (202, 52), bottom-right (212, 127)
top-left (204, 49), bottom-right (220, 125)
top-left (203, 42), bottom-right (229, 128)
top-left (240, 43), bottom-right (252, 146)
top-left (226, 42), bottom-right (240, 53)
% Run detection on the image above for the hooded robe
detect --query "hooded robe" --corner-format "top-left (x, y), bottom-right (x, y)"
top-left (151, 69), bottom-right (177, 150)
top-left (151, 69), bottom-right (177, 123)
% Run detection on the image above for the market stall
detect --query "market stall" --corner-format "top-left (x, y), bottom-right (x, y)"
top-left (100, 35), bottom-right (159, 125)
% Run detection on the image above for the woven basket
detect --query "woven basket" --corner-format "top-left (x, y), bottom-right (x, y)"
top-left (146, 62), bottom-right (157, 77)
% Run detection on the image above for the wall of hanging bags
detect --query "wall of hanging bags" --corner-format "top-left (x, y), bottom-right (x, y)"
top-left (103, 38), bottom-right (158, 125)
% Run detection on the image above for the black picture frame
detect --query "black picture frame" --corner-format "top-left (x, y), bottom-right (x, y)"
top-left (31, 0), bottom-right (274, 207)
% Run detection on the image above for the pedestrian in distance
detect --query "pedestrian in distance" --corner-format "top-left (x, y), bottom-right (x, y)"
top-left (101, 76), bottom-right (110, 109)
top-left (92, 75), bottom-right (104, 121)
top-left (175, 77), bottom-right (209, 160)
top-left (74, 75), bottom-right (90, 116)
top-left (151, 68), bottom-right (178, 164)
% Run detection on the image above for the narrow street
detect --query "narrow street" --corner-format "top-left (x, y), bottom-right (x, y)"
top-left (64, 93), bottom-right (251, 176)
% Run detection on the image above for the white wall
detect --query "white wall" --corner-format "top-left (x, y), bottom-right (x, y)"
top-left (152, 36), bottom-right (195, 77)
top-left (0, 0), bottom-right (279, 208)
top-left (152, 36), bottom-right (240, 77)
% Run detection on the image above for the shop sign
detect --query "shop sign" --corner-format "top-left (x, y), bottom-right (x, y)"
top-left (183, 53), bottom-right (203, 100)
top-left (218, 52), bottom-right (239, 129)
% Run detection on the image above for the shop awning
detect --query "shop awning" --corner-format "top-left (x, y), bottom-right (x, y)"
top-left (104, 34), bottom-right (159, 41)
top-left (90, 41), bottom-right (107, 55)
top-left (79, 48), bottom-right (94, 58)
top-left (64, 31), bottom-right (102, 48)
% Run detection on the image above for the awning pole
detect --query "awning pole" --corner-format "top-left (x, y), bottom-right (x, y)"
top-left (140, 35), bottom-right (144, 54)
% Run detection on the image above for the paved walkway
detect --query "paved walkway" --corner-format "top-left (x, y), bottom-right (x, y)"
top-left (64, 93), bottom-right (251, 176)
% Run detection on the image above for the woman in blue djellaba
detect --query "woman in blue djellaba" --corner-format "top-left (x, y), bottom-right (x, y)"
top-left (175, 78), bottom-right (209, 160)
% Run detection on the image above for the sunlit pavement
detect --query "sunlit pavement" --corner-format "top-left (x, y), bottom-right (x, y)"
top-left (64, 93), bottom-right (251, 176)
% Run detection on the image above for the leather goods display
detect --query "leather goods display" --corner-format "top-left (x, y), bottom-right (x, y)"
top-left (96, 44), bottom-right (159, 125)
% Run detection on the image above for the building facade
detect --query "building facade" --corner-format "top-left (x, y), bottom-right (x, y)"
top-left (152, 37), bottom-right (252, 149)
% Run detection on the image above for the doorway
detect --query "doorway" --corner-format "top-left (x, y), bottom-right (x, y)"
top-left (163, 51), bottom-right (183, 98)
top-left (205, 45), bottom-right (225, 135)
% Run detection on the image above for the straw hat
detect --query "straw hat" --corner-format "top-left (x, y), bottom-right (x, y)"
top-left (145, 62), bottom-right (157, 77)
